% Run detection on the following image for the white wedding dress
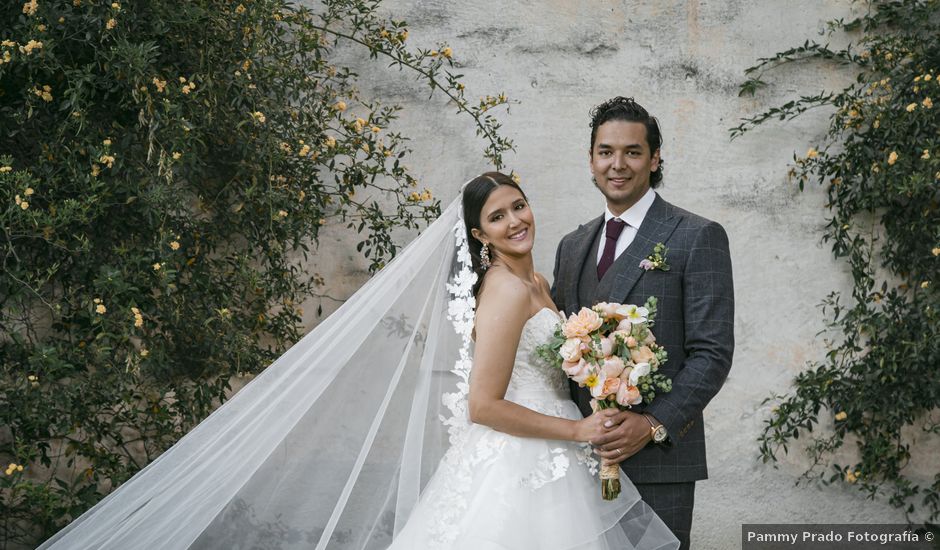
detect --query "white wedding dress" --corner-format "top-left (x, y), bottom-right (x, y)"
top-left (387, 308), bottom-right (679, 550)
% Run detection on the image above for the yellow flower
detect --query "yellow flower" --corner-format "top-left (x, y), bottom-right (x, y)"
top-left (252, 111), bottom-right (266, 124)
top-left (172, 151), bottom-right (182, 160)
top-left (103, 138), bottom-right (112, 146)
top-left (27, 375), bottom-right (37, 382)
top-left (873, 119), bottom-right (880, 129)
top-left (20, 201), bottom-right (29, 210)
top-left (906, 102), bottom-right (917, 112)
top-left (922, 281), bottom-right (931, 289)
top-left (33, 84), bottom-right (53, 102)
top-left (152, 262), bottom-right (162, 270)
top-left (90, 164), bottom-right (100, 177)
top-left (845, 470), bottom-right (858, 483)
top-left (333, 100), bottom-right (347, 112)
top-left (932, 247), bottom-right (940, 257)
top-left (298, 144), bottom-right (311, 157)
top-left (140, 348), bottom-right (149, 357)
top-left (922, 150), bottom-right (930, 160)
top-left (99, 154), bottom-right (115, 168)
top-left (324, 136), bottom-right (336, 148)
top-left (371, 126), bottom-right (381, 133)
top-left (278, 210), bottom-right (288, 218)
top-left (93, 298), bottom-right (101, 304)
top-left (111, 1), bottom-right (120, 8)
top-left (23, 0), bottom-right (38, 16)
top-left (383, 149), bottom-right (392, 157)
top-left (37, 24), bottom-right (46, 31)
top-left (152, 77), bottom-right (167, 92)
top-left (170, 240), bottom-right (180, 250)
top-left (511, 173), bottom-right (521, 184)
top-left (926, 74), bottom-right (934, 81)
top-left (805, 147), bottom-right (818, 159)
top-left (834, 411), bottom-right (847, 421)
top-left (583, 373), bottom-right (599, 388)
top-left (25, 187), bottom-right (34, 195)
top-left (96, 304), bottom-right (107, 314)
top-left (441, 47), bottom-right (452, 58)
top-left (235, 3), bottom-right (245, 14)
top-left (1, 40), bottom-right (15, 48)
top-left (923, 97), bottom-right (933, 109)
top-left (399, 30), bottom-right (408, 42)
top-left (887, 151), bottom-right (898, 165)
top-left (429, 50), bottom-right (438, 57)
top-left (106, 18), bottom-right (117, 30)
top-left (0, 166), bottom-right (11, 173)
top-left (318, 218), bottom-right (326, 225)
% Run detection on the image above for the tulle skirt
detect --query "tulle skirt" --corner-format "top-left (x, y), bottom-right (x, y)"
top-left (387, 396), bottom-right (678, 550)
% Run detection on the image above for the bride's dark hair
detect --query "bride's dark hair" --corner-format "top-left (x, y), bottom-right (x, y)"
top-left (462, 172), bottom-right (528, 297)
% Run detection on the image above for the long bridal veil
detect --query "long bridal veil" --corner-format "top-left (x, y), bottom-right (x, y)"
top-left (40, 194), bottom-right (476, 550)
top-left (39, 185), bottom-right (677, 550)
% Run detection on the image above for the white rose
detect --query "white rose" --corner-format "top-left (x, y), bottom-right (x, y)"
top-left (628, 362), bottom-right (651, 386)
top-left (559, 338), bottom-right (583, 362)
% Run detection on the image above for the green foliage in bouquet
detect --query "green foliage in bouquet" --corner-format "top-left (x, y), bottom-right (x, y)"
top-left (0, 0), bottom-right (512, 545)
top-left (733, 0), bottom-right (939, 522)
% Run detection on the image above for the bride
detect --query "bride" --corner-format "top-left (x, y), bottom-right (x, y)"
top-left (39, 173), bottom-right (676, 549)
top-left (386, 172), bottom-right (676, 549)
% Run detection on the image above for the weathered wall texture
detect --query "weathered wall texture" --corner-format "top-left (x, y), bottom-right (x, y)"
top-left (305, 1), bottom-right (934, 548)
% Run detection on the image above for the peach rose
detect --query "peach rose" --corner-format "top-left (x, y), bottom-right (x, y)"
top-left (562, 307), bottom-right (603, 339)
top-left (591, 374), bottom-right (621, 399)
top-left (616, 384), bottom-right (642, 406)
top-left (630, 346), bottom-right (656, 366)
top-left (565, 359), bottom-right (592, 384)
top-left (619, 366), bottom-right (633, 383)
top-left (559, 338), bottom-right (583, 362)
top-left (601, 356), bottom-right (625, 378)
top-left (592, 302), bottom-right (621, 320)
top-left (597, 336), bottom-right (614, 357)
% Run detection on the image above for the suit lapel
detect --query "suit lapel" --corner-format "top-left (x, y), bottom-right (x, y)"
top-left (564, 215), bottom-right (604, 315)
top-left (601, 195), bottom-right (680, 303)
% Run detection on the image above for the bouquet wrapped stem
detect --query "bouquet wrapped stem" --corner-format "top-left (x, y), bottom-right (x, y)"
top-left (592, 399), bottom-right (622, 500)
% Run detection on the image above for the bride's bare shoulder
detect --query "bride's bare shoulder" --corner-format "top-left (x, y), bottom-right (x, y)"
top-left (476, 270), bottom-right (529, 318)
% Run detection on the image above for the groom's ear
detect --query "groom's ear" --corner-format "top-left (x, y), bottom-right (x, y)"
top-left (651, 148), bottom-right (661, 172)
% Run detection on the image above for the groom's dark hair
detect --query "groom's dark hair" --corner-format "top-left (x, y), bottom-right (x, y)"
top-left (589, 97), bottom-right (664, 187)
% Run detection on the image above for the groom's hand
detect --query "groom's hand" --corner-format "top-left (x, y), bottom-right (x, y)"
top-left (591, 411), bottom-right (651, 463)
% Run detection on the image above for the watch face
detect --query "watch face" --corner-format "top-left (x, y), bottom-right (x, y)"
top-left (653, 426), bottom-right (667, 442)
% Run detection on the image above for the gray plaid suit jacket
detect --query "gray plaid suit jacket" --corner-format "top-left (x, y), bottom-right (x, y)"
top-left (550, 194), bottom-right (734, 483)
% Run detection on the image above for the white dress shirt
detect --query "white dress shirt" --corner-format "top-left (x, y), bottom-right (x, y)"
top-left (596, 188), bottom-right (657, 265)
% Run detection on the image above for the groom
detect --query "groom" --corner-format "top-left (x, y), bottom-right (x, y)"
top-left (551, 97), bottom-right (734, 549)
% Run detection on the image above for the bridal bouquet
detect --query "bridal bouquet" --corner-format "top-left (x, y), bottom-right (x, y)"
top-left (536, 297), bottom-right (671, 500)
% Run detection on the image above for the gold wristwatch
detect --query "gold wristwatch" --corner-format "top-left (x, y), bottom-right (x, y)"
top-left (644, 414), bottom-right (668, 444)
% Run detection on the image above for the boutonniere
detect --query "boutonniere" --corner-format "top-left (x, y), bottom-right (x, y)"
top-left (640, 243), bottom-right (670, 272)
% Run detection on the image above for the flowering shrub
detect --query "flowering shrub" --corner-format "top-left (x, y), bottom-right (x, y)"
top-left (733, 0), bottom-right (939, 523)
top-left (0, 0), bottom-right (511, 545)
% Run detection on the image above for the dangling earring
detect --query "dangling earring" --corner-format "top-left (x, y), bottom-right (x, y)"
top-left (480, 242), bottom-right (491, 270)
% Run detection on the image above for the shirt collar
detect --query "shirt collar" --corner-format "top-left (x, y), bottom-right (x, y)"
top-left (603, 188), bottom-right (656, 229)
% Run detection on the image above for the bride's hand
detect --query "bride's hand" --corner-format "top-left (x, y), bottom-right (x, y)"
top-left (574, 408), bottom-right (620, 444)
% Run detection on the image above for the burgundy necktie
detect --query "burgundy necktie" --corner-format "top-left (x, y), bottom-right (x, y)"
top-left (597, 218), bottom-right (627, 280)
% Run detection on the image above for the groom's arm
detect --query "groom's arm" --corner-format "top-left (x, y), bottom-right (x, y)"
top-left (645, 221), bottom-right (735, 439)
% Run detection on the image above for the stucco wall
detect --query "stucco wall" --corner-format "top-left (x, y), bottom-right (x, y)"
top-left (304, 1), bottom-right (932, 548)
